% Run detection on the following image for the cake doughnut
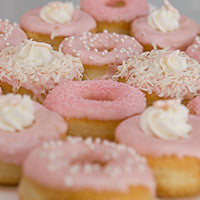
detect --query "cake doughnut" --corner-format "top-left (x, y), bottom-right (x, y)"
top-left (61, 31), bottom-right (143, 80)
top-left (20, 1), bottom-right (96, 50)
top-left (0, 19), bottom-right (27, 52)
top-left (81, 0), bottom-right (149, 35)
top-left (0, 39), bottom-right (84, 103)
top-left (0, 94), bottom-right (67, 185)
top-left (19, 137), bottom-right (156, 200)
top-left (186, 36), bottom-right (200, 64)
top-left (44, 80), bottom-right (146, 140)
top-left (131, 0), bottom-right (200, 51)
top-left (116, 99), bottom-right (200, 197)
top-left (113, 49), bottom-right (200, 106)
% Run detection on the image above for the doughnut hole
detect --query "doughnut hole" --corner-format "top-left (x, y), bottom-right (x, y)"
top-left (106, 0), bottom-right (126, 8)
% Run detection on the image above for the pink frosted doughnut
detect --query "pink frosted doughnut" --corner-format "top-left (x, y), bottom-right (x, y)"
top-left (115, 114), bottom-right (200, 158)
top-left (186, 36), bottom-right (200, 64)
top-left (20, 8), bottom-right (96, 37)
top-left (0, 99), bottom-right (67, 166)
top-left (61, 32), bottom-right (143, 67)
top-left (131, 16), bottom-right (200, 50)
top-left (81, 0), bottom-right (149, 23)
top-left (0, 19), bottom-right (27, 52)
top-left (20, 137), bottom-right (156, 199)
top-left (188, 96), bottom-right (200, 117)
top-left (44, 80), bottom-right (146, 121)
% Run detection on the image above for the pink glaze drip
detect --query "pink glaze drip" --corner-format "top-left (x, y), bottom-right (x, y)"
top-left (44, 80), bottom-right (146, 121)
top-left (186, 36), bottom-right (200, 64)
top-left (20, 8), bottom-right (96, 37)
top-left (81, 0), bottom-right (149, 23)
top-left (188, 96), bottom-right (200, 117)
top-left (116, 115), bottom-right (200, 158)
top-left (23, 137), bottom-right (156, 194)
top-left (0, 102), bottom-right (67, 165)
top-left (0, 19), bottom-right (27, 52)
top-left (61, 32), bottom-right (143, 66)
top-left (131, 16), bottom-right (200, 50)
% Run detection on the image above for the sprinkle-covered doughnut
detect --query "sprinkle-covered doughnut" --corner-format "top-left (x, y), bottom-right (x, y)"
top-left (44, 79), bottom-right (146, 140)
top-left (61, 31), bottom-right (143, 67)
top-left (44, 80), bottom-right (146, 121)
top-left (19, 137), bottom-right (156, 200)
top-left (0, 19), bottom-right (27, 52)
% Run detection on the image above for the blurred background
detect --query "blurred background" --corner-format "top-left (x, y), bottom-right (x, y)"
top-left (0, 0), bottom-right (199, 24)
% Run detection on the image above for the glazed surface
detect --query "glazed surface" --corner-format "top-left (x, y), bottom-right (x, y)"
top-left (61, 32), bottom-right (143, 66)
top-left (0, 102), bottom-right (67, 165)
top-left (81, 0), bottom-right (149, 23)
top-left (20, 8), bottom-right (96, 37)
top-left (116, 114), bottom-right (200, 158)
top-left (44, 80), bottom-right (146, 121)
top-left (23, 137), bottom-right (156, 194)
top-left (131, 16), bottom-right (200, 50)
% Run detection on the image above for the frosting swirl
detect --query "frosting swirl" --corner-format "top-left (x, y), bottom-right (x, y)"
top-left (0, 94), bottom-right (34, 132)
top-left (40, 1), bottom-right (74, 24)
top-left (16, 40), bottom-right (54, 67)
top-left (148, 0), bottom-right (180, 32)
top-left (154, 51), bottom-right (189, 72)
top-left (140, 99), bottom-right (192, 140)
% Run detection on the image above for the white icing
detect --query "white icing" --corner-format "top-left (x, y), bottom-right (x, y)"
top-left (148, 0), bottom-right (180, 32)
top-left (16, 40), bottom-right (54, 67)
top-left (154, 51), bottom-right (189, 72)
top-left (40, 1), bottom-right (74, 24)
top-left (0, 94), bottom-right (34, 132)
top-left (140, 99), bottom-right (192, 140)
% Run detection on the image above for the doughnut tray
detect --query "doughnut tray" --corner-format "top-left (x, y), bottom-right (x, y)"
top-left (0, 186), bottom-right (200, 200)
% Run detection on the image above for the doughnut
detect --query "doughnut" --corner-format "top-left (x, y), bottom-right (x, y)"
top-left (43, 80), bottom-right (146, 140)
top-left (20, 1), bottom-right (96, 50)
top-left (115, 99), bottom-right (200, 197)
top-left (113, 49), bottom-right (200, 106)
top-left (0, 94), bottom-right (67, 185)
top-left (61, 31), bottom-right (143, 80)
top-left (0, 19), bottom-right (27, 52)
top-left (19, 137), bottom-right (156, 200)
top-left (186, 36), bottom-right (200, 64)
top-left (0, 39), bottom-right (84, 103)
top-left (131, 0), bottom-right (200, 51)
top-left (81, 0), bottom-right (149, 35)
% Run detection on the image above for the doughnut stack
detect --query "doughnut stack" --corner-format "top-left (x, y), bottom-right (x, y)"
top-left (0, 0), bottom-right (199, 199)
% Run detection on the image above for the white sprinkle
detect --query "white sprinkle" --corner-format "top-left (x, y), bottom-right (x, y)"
top-left (64, 176), bottom-right (74, 187)
top-left (103, 29), bottom-right (108, 33)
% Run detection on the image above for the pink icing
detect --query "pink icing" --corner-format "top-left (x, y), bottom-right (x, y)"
top-left (81, 0), bottom-right (149, 23)
top-left (23, 137), bottom-right (156, 194)
top-left (188, 96), bottom-right (200, 117)
top-left (116, 115), bottom-right (200, 158)
top-left (0, 19), bottom-right (27, 52)
top-left (44, 80), bottom-right (146, 121)
top-left (61, 32), bottom-right (143, 66)
top-left (0, 102), bottom-right (67, 165)
top-left (20, 8), bottom-right (96, 37)
top-left (186, 36), bottom-right (200, 64)
top-left (131, 16), bottom-right (200, 50)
